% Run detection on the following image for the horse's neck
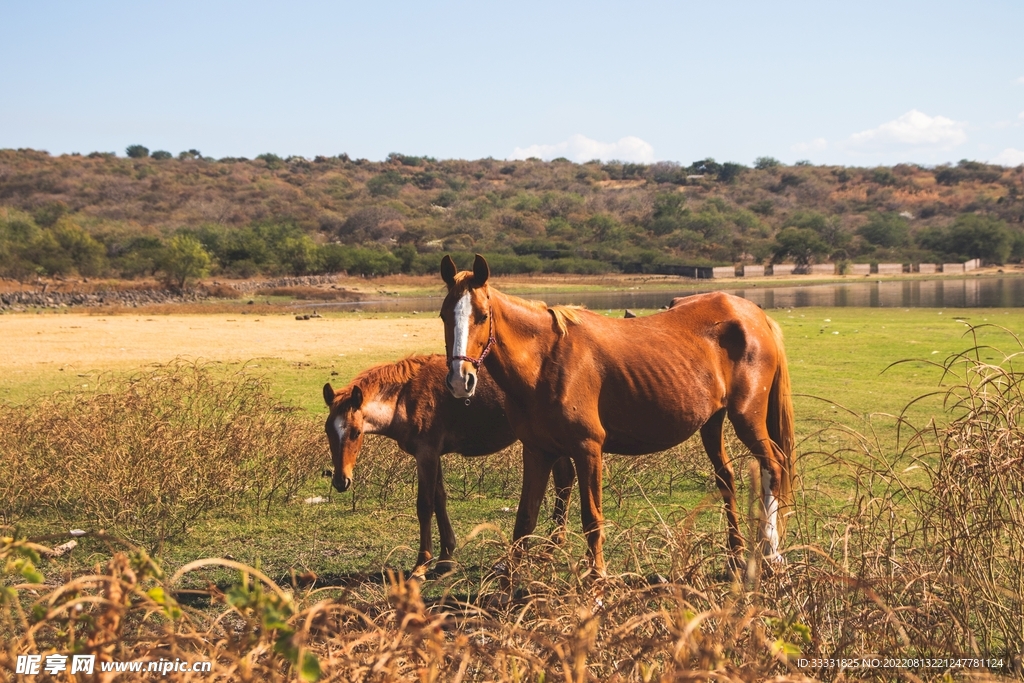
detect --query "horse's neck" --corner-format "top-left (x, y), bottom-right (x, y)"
top-left (360, 384), bottom-right (400, 436)
top-left (488, 291), bottom-right (559, 396)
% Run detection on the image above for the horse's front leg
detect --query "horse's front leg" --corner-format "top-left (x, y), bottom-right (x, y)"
top-left (572, 442), bottom-right (606, 577)
top-left (432, 458), bottom-right (457, 574)
top-left (413, 450), bottom-right (440, 577)
top-left (512, 446), bottom-right (555, 543)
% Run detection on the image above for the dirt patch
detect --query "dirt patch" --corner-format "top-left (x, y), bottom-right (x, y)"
top-left (0, 313), bottom-right (444, 377)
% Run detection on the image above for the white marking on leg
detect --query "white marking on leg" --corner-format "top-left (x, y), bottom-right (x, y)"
top-left (762, 467), bottom-right (782, 562)
top-left (450, 292), bottom-right (472, 377)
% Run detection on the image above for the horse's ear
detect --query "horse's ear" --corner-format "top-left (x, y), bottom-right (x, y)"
top-left (440, 255), bottom-right (457, 288)
top-left (322, 383), bottom-right (335, 407)
top-left (351, 385), bottom-right (363, 409)
top-left (472, 254), bottom-right (489, 286)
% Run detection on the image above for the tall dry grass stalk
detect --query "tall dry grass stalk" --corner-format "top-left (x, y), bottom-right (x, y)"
top-left (2, 333), bottom-right (1022, 681)
top-left (0, 361), bottom-right (322, 543)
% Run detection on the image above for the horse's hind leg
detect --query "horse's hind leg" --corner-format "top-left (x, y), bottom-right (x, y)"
top-left (550, 456), bottom-right (575, 545)
top-left (728, 407), bottom-right (785, 564)
top-left (433, 458), bottom-right (457, 574)
top-left (700, 408), bottom-right (744, 568)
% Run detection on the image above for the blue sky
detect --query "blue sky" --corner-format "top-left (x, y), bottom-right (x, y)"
top-left (2, 1), bottom-right (1023, 166)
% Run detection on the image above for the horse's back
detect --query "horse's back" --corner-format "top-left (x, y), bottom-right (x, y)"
top-left (542, 292), bottom-right (781, 454)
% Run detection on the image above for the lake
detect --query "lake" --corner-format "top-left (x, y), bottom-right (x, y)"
top-left (312, 276), bottom-right (1024, 313)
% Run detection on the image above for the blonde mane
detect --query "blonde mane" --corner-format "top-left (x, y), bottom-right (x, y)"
top-left (504, 292), bottom-right (586, 337)
top-left (450, 271), bottom-right (586, 337)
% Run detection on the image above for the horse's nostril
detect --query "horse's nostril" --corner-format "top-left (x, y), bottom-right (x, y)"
top-left (466, 374), bottom-right (476, 392)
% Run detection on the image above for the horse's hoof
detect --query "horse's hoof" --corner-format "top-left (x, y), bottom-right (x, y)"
top-left (480, 591), bottom-right (511, 611)
top-left (646, 573), bottom-right (669, 586)
top-left (432, 560), bottom-right (456, 577)
top-left (762, 553), bottom-right (787, 577)
top-left (409, 565), bottom-right (429, 582)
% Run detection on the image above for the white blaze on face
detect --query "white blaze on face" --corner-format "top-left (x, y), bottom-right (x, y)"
top-left (762, 467), bottom-right (781, 559)
top-left (450, 291), bottom-right (472, 376)
top-left (329, 416), bottom-right (347, 443)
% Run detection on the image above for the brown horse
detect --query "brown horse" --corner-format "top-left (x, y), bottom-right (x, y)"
top-left (323, 354), bottom-right (575, 574)
top-left (439, 255), bottom-right (795, 576)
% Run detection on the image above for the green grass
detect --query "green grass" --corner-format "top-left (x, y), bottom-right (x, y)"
top-left (7, 306), bottom-right (1023, 593)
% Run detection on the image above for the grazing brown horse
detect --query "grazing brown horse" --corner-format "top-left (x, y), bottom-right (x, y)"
top-left (323, 354), bottom-right (575, 574)
top-left (439, 255), bottom-right (796, 576)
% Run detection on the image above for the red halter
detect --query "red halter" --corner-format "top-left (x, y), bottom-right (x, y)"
top-left (448, 305), bottom-right (496, 369)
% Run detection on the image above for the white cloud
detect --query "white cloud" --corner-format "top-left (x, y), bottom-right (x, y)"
top-left (1017, 76), bottom-right (1024, 84)
top-left (791, 137), bottom-right (827, 153)
top-left (846, 110), bottom-right (967, 152)
top-left (510, 134), bottom-right (654, 163)
top-left (1019, 110), bottom-right (1024, 120)
top-left (991, 148), bottom-right (1024, 167)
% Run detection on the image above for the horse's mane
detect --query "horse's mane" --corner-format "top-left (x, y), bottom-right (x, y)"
top-left (335, 354), bottom-right (435, 404)
top-left (451, 272), bottom-right (586, 336)
top-left (503, 292), bottom-right (586, 337)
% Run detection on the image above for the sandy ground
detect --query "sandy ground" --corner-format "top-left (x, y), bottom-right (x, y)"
top-left (0, 313), bottom-right (446, 403)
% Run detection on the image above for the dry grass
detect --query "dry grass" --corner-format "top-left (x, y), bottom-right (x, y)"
top-left (0, 362), bottom-right (323, 543)
top-left (2, 333), bottom-right (1023, 680)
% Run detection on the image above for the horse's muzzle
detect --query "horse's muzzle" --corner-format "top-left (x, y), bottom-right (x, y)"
top-left (333, 474), bottom-right (352, 493)
top-left (446, 366), bottom-right (476, 398)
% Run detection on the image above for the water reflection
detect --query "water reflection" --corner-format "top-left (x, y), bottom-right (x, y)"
top-left (312, 277), bottom-right (1024, 313)
top-left (727, 277), bottom-right (1024, 309)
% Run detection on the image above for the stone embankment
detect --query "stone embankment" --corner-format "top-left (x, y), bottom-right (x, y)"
top-left (0, 275), bottom-right (352, 311)
top-left (229, 275), bottom-right (341, 292)
top-left (0, 287), bottom-right (207, 311)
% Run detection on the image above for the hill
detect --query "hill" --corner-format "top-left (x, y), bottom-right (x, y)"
top-left (1, 148), bottom-right (1022, 281)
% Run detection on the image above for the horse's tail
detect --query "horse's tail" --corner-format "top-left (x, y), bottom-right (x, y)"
top-left (766, 315), bottom-right (796, 535)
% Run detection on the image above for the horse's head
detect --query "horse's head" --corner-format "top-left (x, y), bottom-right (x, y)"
top-left (439, 253), bottom-right (492, 399)
top-left (322, 382), bottom-right (367, 492)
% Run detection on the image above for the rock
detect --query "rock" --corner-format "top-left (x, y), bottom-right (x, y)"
top-left (44, 539), bottom-right (78, 558)
top-left (624, 309), bottom-right (636, 318)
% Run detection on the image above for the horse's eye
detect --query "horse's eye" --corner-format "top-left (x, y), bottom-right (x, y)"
top-left (350, 427), bottom-right (360, 437)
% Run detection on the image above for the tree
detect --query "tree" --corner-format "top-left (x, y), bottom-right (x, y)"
top-left (857, 213), bottom-right (909, 248)
top-left (151, 150), bottom-right (172, 160)
top-left (772, 227), bottom-right (830, 265)
top-left (946, 214), bottom-right (1011, 264)
top-left (718, 162), bottom-right (747, 183)
top-left (126, 145), bottom-right (149, 159)
top-left (366, 170), bottom-right (406, 197)
top-left (161, 234), bottom-right (211, 288)
top-left (780, 211), bottom-right (849, 254)
top-left (754, 156), bottom-right (781, 170)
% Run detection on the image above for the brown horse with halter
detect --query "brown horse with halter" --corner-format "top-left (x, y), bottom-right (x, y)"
top-left (323, 354), bottom-right (575, 575)
top-left (439, 255), bottom-right (796, 576)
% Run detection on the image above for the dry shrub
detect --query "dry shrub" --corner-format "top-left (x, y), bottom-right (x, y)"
top-left (202, 282), bottom-right (243, 299)
top-left (348, 440), bottom-right (524, 511)
top-left (0, 362), bottom-right (321, 543)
